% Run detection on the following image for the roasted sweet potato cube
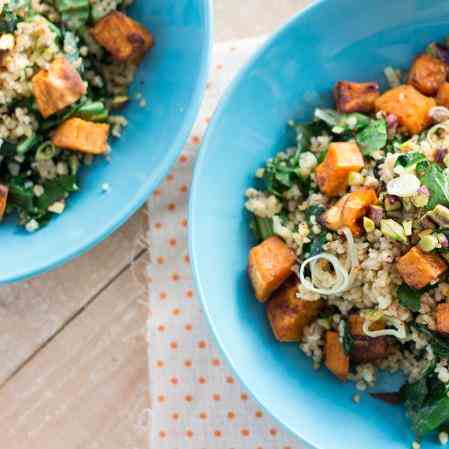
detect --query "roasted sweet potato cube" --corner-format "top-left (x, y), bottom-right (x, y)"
top-left (315, 142), bottom-right (364, 197)
top-left (248, 236), bottom-right (296, 302)
top-left (321, 188), bottom-right (377, 236)
top-left (436, 303), bottom-right (449, 334)
top-left (32, 56), bottom-right (86, 119)
top-left (334, 81), bottom-right (380, 113)
top-left (348, 314), bottom-right (384, 337)
top-left (396, 246), bottom-right (447, 290)
top-left (408, 53), bottom-right (448, 96)
top-left (375, 85), bottom-right (436, 135)
top-left (0, 184), bottom-right (8, 220)
top-left (267, 280), bottom-right (323, 342)
top-left (91, 11), bottom-right (153, 62)
top-left (52, 118), bottom-right (110, 155)
top-left (351, 336), bottom-right (391, 364)
top-left (341, 188), bottom-right (378, 236)
top-left (325, 331), bottom-right (349, 381)
top-left (437, 82), bottom-right (449, 108)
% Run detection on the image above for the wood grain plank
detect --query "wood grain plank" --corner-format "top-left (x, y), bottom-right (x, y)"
top-left (0, 207), bottom-right (149, 385)
top-left (0, 253), bottom-right (150, 449)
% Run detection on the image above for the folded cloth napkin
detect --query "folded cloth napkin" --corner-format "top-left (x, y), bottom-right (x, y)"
top-left (148, 38), bottom-right (302, 449)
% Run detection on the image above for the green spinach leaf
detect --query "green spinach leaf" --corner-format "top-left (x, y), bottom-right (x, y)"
top-left (415, 324), bottom-right (449, 358)
top-left (397, 284), bottom-right (423, 312)
top-left (342, 320), bottom-right (354, 354)
top-left (356, 119), bottom-right (387, 156)
top-left (417, 162), bottom-right (449, 209)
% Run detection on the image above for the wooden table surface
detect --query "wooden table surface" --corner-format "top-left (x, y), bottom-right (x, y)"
top-left (0, 1), bottom-right (311, 448)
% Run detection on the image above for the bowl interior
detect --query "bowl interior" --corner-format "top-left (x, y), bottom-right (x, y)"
top-left (0, 0), bottom-right (211, 284)
top-left (189, 1), bottom-right (449, 447)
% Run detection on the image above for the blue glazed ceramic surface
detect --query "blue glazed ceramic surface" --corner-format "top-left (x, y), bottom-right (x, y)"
top-left (0, 0), bottom-right (212, 284)
top-left (189, 1), bottom-right (449, 447)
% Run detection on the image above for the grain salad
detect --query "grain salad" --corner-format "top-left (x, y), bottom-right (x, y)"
top-left (245, 37), bottom-right (449, 443)
top-left (0, 0), bottom-right (153, 230)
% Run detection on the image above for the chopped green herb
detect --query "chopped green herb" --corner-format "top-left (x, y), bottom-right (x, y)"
top-left (397, 284), bottom-right (423, 312)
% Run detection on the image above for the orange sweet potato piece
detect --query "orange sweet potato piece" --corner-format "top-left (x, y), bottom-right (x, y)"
top-left (315, 142), bottom-right (364, 197)
top-left (325, 331), bottom-right (349, 381)
top-left (91, 11), bottom-right (153, 62)
top-left (436, 303), bottom-right (449, 334)
top-left (32, 56), bottom-right (86, 119)
top-left (0, 184), bottom-right (8, 220)
top-left (408, 53), bottom-right (448, 96)
top-left (334, 81), bottom-right (380, 113)
top-left (375, 85), bottom-right (436, 135)
top-left (267, 280), bottom-right (323, 342)
top-left (52, 118), bottom-right (110, 155)
top-left (396, 246), bottom-right (447, 290)
top-left (321, 188), bottom-right (377, 236)
top-left (351, 336), bottom-right (391, 364)
top-left (348, 314), bottom-right (384, 337)
top-left (248, 236), bottom-right (296, 302)
top-left (437, 82), bottom-right (449, 108)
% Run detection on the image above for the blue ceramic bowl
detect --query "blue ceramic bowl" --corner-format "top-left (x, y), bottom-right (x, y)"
top-left (0, 0), bottom-right (212, 284)
top-left (189, 1), bottom-right (449, 448)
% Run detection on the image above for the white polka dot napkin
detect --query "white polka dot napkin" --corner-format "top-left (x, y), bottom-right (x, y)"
top-left (147, 38), bottom-right (303, 449)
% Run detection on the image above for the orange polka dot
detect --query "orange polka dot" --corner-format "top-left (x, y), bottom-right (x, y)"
top-left (212, 393), bottom-right (221, 401)
top-left (184, 255), bottom-right (190, 263)
top-left (172, 273), bottom-right (180, 282)
top-left (181, 218), bottom-right (188, 227)
top-left (199, 412), bottom-right (208, 420)
top-left (156, 360), bottom-right (164, 368)
top-left (198, 376), bottom-right (206, 384)
top-left (154, 222), bottom-right (162, 229)
top-left (157, 395), bottom-right (165, 403)
top-left (167, 203), bottom-right (176, 212)
top-left (240, 429), bottom-right (250, 437)
top-left (172, 308), bottom-right (180, 316)
top-left (169, 238), bottom-right (177, 247)
top-left (180, 185), bottom-right (188, 193)
top-left (184, 359), bottom-right (192, 367)
top-left (185, 323), bottom-right (192, 331)
top-left (270, 428), bottom-right (278, 436)
top-left (191, 135), bottom-right (201, 145)
top-left (166, 173), bottom-right (175, 182)
top-left (186, 429), bottom-right (193, 438)
top-left (157, 325), bottom-right (165, 332)
top-left (179, 154), bottom-right (188, 164)
top-left (156, 256), bottom-right (164, 265)
top-left (158, 430), bottom-right (166, 438)
top-left (170, 377), bottom-right (178, 385)
top-left (255, 410), bottom-right (263, 418)
top-left (240, 393), bottom-right (248, 401)
top-left (213, 430), bottom-right (222, 437)
top-left (197, 340), bottom-right (207, 349)
top-left (216, 64), bottom-right (223, 70)
top-left (227, 411), bottom-right (236, 420)
top-left (170, 341), bottom-right (178, 349)
top-left (154, 189), bottom-right (161, 197)
top-left (172, 412), bottom-right (179, 420)
top-left (186, 289), bottom-right (193, 299)
top-left (226, 376), bottom-right (234, 384)
top-left (284, 446), bottom-right (292, 449)
top-left (159, 292), bottom-right (167, 300)
top-left (204, 116), bottom-right (211, 123)
top-left (211, 358), bottom-right (221, 366)
top-left (185, 394), bottom-right (193, 402)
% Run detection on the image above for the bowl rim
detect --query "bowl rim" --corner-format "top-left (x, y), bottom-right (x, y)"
top-left (188, 0), bottom-right (333, 447)
top-left (4, 0), bottom-right (213, 285)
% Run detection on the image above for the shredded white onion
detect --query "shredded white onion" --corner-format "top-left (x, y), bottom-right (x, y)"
top-left (386, 173), bottom-right (421, 197)
top-left (363, 316), bottom-right (407, 340)
top-left (299, 227), bottom-right (357, 296)
top-left (429, 106), bottom-right (449, 123)
top-left (427, 120), bottom-right (449, 148)
top-left (299, 253), bottom-right (349, 296)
